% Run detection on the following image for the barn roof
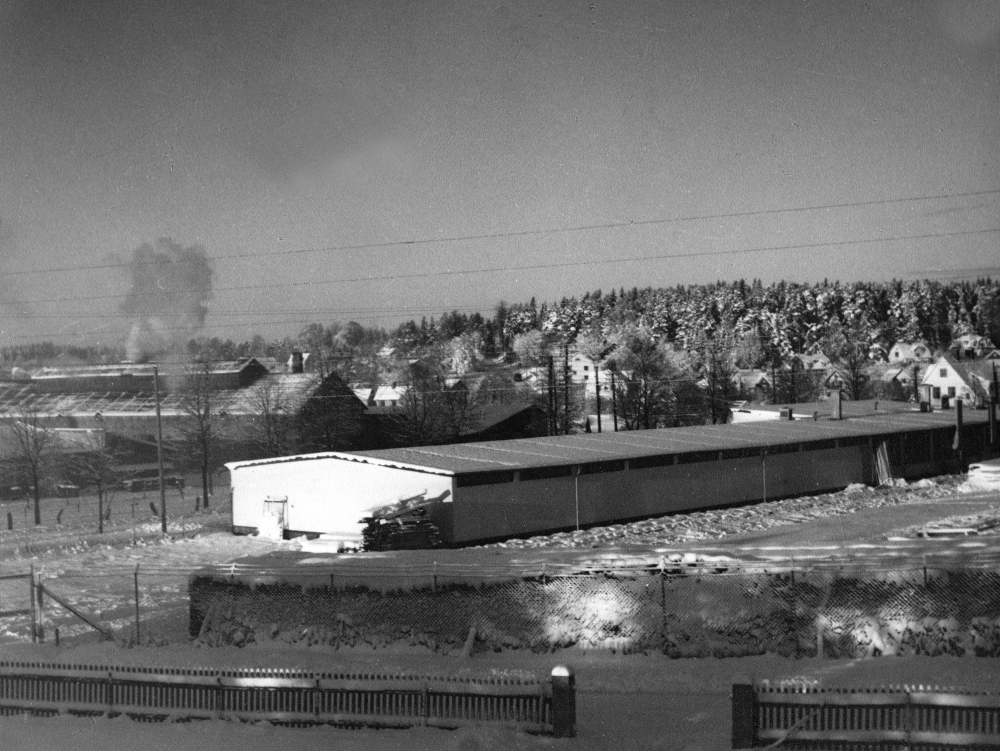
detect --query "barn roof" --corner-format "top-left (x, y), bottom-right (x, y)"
top-left (227, 406), bottom-right (986, 476)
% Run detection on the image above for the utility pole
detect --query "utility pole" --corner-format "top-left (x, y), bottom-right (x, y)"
top-left (153, 366), bottom-right (167, 534)
top-left (594, 365), bottom-right (602, 433)
top-left (547, 355), bottom-right (556, 436)
top-left (610, 369), bottom-right (619, 432)
top-left (563, 341), bottom-right (570, 435)
top-left (991, 362), bottom-right (998, 448)
top-left (912, 363), bottom-right (920, 403)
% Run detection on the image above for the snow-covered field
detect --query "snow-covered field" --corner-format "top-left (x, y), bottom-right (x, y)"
top-left (3, 474), bottom-right (1000, 749)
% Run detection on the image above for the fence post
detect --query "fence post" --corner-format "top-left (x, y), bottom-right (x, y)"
top-left (550, 665), bottom-right (575, 738)
top-left (35, 572), bottom-right (45, 643)
top-left (134, 564), bottom-right (141, 643)
top-left (732, 683), bottom-right (758, 749)
top-left (29, 564), bottom-right (36, 644)
top-left (659, 559), bottom-right (668, 653)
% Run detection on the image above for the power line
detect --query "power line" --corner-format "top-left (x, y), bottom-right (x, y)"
top-left (4, 188), bottom-right (999, 279)
top-left (202, 226), bottom-right (1000, 291)
top-left (12, 226), bottom-right (1000, 308)
top-left (4, 256), bottom-right (1000, 342)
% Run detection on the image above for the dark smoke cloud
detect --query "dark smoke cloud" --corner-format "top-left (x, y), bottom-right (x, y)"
top-left (119, 237), bottom-right (213, 360)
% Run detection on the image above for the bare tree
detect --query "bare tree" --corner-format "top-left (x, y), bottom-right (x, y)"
top-left (63, 430), bottom-right (122, 534)
top-left (247, 377), bottom-right (293, 457)
top-left (8, 405), bottom-right (54, 525)
top-left (822, 322), bottom-right (874, 401)
top-left (390, 367), bottom-right (448, 446)
top-left (294, 372), bottom-right (365, 452)
top-left (176, 361), bottom-right (216, 510)
top-left (607, 326), bottom-right (710, 429)
top-left (694, 330), bottom-right (738, 424)
top-left (606, 327), bottom-right (674, 430)
top-left (437, 380), bottom-right (484, 442)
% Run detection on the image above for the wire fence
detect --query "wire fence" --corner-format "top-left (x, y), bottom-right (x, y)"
top-left (0, 567), bottom-right (197, 647)
top-left (5, 553), bottom-right (1000, 659)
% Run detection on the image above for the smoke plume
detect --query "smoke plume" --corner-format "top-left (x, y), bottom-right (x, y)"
top-left (119, 238), bottom-right (213, 360)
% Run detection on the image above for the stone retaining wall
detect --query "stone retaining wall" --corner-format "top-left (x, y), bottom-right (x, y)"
top-left (189, 566), bottom-right (1000, 658)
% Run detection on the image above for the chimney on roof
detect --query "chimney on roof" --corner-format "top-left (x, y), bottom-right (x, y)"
top-left (290, 351), bottom-right (304, 374)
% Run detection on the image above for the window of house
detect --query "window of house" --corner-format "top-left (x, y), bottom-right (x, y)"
top-left (583, 366), bottom-right (589, 371)
top-left (940, 369), bottom-right (947, 377)
top-left (948, 387), bottom-right (956, 397)
top-left (583, 375), bottom-right (588, 381)
top-left (933, 387), bottom-right (941, 398)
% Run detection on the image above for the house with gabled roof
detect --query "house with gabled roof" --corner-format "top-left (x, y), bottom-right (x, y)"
top-left (731, 369), bottom-right (771, 401)
top-left (793, 353), bottom-right (832, 371)
top-left (951, 334), bottom-right (995, 360)
top-left (888, 341), bottom-right (932, 365)
top-left (880, 366), bottom-right (918, 401)
top-left (920, 353), bottom-right (993, 409)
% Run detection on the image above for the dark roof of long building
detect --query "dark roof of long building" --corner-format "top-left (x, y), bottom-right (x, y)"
top-left (0, 372), bottom-right (363, 418)
top-left (228, 405), bottom-right (987, 476)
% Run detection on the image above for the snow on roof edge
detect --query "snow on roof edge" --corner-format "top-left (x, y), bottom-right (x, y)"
top-left (225, 451), bottom-right (455, 476)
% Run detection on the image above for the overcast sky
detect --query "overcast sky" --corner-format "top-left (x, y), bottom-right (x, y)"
top-left (1, 0), bottom-right (998, 348)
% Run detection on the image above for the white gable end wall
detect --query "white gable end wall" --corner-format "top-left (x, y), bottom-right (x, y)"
top-left (228, 456), bottom-right (454, 543)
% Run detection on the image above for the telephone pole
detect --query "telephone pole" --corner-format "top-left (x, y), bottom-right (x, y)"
top-left (153, 366), bottom-right (167, 534)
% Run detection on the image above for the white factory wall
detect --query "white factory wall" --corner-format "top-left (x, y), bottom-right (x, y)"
top-left (228, 455), bottom-right (453, 542)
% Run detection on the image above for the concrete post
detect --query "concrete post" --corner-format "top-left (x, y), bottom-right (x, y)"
top-left (550, 665), bottom-right (576, 738)
top-left (731, 683), bottom-right (757, 749)
top-left (991, 363), bottom-right (998, 447)
top-left (954, 398), bottom-right (963, 468)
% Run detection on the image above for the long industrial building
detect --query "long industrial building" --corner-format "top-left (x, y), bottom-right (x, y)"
top-left (226, 403), bottom-right (997, 547)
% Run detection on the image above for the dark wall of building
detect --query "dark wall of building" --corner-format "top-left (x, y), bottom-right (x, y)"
top-left (439, 421), bottom-right (998, 545)
top-left (448, 445), bottom-right (869, 544)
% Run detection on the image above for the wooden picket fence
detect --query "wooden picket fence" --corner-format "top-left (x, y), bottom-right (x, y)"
top-left (0, 660), bottom-right (574, 735)
top-left (733, 681), bottom-right (1000, 749)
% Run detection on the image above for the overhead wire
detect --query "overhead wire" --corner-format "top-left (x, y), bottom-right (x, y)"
top-left (3, 187), bottom-right (999, 279)
top-left (9, 226), bottom-right (1000, 310)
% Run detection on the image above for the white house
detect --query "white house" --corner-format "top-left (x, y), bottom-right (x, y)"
top-left (951, 334), bottom-right (994, 359)
top-left (920, 354), bottom-right (991, 408)
top-left (732, 369), bottom-right (772, 400)
top-left (888, 341), bottom-right (932, 365)
top-left (370, 385), bottom-right (405, 408)
top-left (793, 353), bottom-right (831, 371)
top-left (567, 352), bottom-right (612, 398)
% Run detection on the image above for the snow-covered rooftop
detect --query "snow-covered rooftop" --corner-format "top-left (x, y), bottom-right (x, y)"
top-left (228, 407), bottom-right (986, 476)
